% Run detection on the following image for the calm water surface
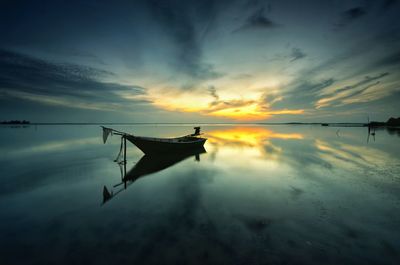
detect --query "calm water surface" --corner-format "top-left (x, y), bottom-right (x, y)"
top-left (0, 125), bottom-right (399, 265)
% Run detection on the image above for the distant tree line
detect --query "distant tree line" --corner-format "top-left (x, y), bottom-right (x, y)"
top-left (0, 120), bottom-right (30, 124)
top-left (369, 117), bottom-right (400, 127)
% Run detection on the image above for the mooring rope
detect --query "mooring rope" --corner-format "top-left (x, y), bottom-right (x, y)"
top-left (114, 135), bottom-right (124, 162)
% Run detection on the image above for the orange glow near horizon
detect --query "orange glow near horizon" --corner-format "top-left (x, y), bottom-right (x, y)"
top-left (206, 127), bottom-right (304, 147)
top-left (207, 103), bottom-right (271, 120)
top-left (207, 104), bottom-right (304, 120)
top-left (146, 81), bottom-right (305, 121)
top-left (151, 94), bottom-right (304, 121)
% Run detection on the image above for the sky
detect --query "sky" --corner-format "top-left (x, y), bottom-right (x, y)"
top-left (0, 0), bottom-right (399, 123)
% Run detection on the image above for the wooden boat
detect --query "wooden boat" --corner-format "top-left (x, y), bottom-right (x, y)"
top-left (102, 126), bottom-right (207, 155)
top-left (125, 134), bottom-right (206, 154)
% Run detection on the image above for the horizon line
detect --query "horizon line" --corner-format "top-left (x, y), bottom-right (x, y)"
top-left (0, 122), bottom-right (368, 125)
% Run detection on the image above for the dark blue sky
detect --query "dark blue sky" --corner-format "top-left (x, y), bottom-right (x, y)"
top-left (1, 0), bottom-right (399, 122)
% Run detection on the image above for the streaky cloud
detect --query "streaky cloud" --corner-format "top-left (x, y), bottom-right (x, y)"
top-left (334, 6), bottom-right (366, 29)
top-left (271, 79), bottom-right (336, 110)
top-left (373, 50), bottom-right (400, 68)
top-left (290, 48), bottom-right (307, 62)
top-left (342, 7), bottom-right (366, 20)
top-left (322, 73), bottom-right (389, 98)
top-left (208, 85), bottom-right (219, 102)
top-left (0, 49), bottom-right (150, 111)
top-left (316, 73), bottom-right (390, 108)
top-left (382, 0), bottom-right (399, 9)
top-left (231, 73), bottom-right (253, 80)
top-left (233, 7), bottom-right (278, 33)
top-left (146, 0), bottom-right (225, 81)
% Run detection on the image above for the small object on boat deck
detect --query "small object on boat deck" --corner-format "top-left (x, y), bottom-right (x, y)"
top-left (193, 126), bottom-right (201, 136)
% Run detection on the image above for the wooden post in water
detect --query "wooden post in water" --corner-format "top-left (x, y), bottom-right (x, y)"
top-left (123, 135), bottom-right (127, 189)
top-left (123, 135), bottom-right (127, 164)
top-left (124, 159), bottom-right (127, 189)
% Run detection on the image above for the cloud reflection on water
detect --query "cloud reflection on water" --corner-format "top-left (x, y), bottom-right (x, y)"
top-left (1, 125), bottom-right (400, 265)
top-left (204, 126), bottom-right (304, 163)
top-left (200, 125), bottom-right (400, 202)
top-left (206, 126), bottom-right (303, 147)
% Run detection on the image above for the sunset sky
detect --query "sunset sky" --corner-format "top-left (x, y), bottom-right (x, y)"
top-left (0, 0), bottom-right (399, 123)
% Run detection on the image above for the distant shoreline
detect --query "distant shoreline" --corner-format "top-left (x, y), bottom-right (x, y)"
top-left (1, 118), bottom-right (398, 128)
top-left (0, 122), bottom-right (368, 127)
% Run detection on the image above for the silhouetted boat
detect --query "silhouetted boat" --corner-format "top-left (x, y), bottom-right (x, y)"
top-left (102, 126), bottom-right (207, 155)
top-left (125, 134), bottom-right (206, 154)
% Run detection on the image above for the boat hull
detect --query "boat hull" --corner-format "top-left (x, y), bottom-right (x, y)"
top-left (125, 135), bottom-right (207, 155)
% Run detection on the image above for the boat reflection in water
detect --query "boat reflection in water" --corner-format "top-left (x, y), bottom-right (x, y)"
top-left (103, 147), bottom-right (206, 204)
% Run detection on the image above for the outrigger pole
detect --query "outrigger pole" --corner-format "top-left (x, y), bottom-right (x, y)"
top-left (101, 126), bottom-right (131, 164)
top-left (101, 126), bottom-right (130, 204)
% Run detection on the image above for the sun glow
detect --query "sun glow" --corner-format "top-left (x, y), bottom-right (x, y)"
top-left (151, 92), bottom-right (210, 113)
top-left (207, 104), bottom-right (304, 120)
top-left (208, 103), bottom-right (270, 120)
top-left (149, 90), bottom-right (304, 121)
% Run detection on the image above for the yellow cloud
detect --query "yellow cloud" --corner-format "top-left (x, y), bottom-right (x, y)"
top-left (207, 103), bottom-right (304, 120)
top-left (149, 88), bottom-right (303, 121)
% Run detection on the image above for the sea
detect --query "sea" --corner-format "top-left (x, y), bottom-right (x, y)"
top-left (0, 124), bottom-right (399, 264)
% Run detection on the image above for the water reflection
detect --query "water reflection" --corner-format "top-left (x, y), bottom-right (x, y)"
top-left (204, 127), bottom-right (304, 163)
top-left (315, 139), bottom-right (399, 174)
top-left (206, 126), bottom-right (303, 147)
top-left (0, 125), bottom-right (399, 265)
top-left (204, 126), bottom-right (398, 169)
top-left (376, 126), bottom-right (400, 137)
top-left (103, 147), bottom-right (206, 203)
top-left (199, 125), bottom-right (400, 206)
